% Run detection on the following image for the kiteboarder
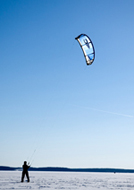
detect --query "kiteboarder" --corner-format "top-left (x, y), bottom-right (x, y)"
top-left (21, 161), bottom-right (30, 182)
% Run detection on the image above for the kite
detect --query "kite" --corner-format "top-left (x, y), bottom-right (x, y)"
top-left (75, 34), bottom-right (95, 65)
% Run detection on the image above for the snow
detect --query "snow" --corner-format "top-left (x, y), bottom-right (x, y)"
top-left (0, 171), bottom-right (134, 189)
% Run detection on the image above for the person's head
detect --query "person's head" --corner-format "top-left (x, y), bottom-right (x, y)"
top-left (24, 161), bottom-right (27, 165)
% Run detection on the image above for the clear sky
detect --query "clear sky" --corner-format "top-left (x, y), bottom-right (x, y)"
top-left (0, 0), bottom-right (134, 169)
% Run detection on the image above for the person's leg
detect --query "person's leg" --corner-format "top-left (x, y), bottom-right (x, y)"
top-left (21, 172), bottom-right (25, 182)
top-left (26, 172), bottom-right (30, 182)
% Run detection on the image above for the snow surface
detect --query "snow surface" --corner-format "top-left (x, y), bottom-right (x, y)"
top-left (0, 171), bottom-right (134, 189)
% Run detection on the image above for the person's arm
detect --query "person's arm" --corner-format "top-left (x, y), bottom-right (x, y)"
top-left (28, 162), bottom-right (31, 168)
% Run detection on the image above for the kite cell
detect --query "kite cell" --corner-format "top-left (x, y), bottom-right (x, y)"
top-left (75, 34), bottom-right (95, 65)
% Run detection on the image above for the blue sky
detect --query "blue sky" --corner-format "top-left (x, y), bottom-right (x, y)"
top-left (0, 0), bottom-right (134, 168)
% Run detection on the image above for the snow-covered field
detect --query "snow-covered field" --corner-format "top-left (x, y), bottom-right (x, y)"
top-left (0, 171), bottom-right (134, 189)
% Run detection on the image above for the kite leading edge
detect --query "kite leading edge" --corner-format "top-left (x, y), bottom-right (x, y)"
top-left (75, 34), bottom-right (95, 65)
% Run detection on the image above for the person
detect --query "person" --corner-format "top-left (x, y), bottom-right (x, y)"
top-left (21, 161), bottom-right (30, 182)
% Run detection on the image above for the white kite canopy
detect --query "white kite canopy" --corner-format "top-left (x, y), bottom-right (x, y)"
top-left (75, 34), bottom-right (95, 65)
